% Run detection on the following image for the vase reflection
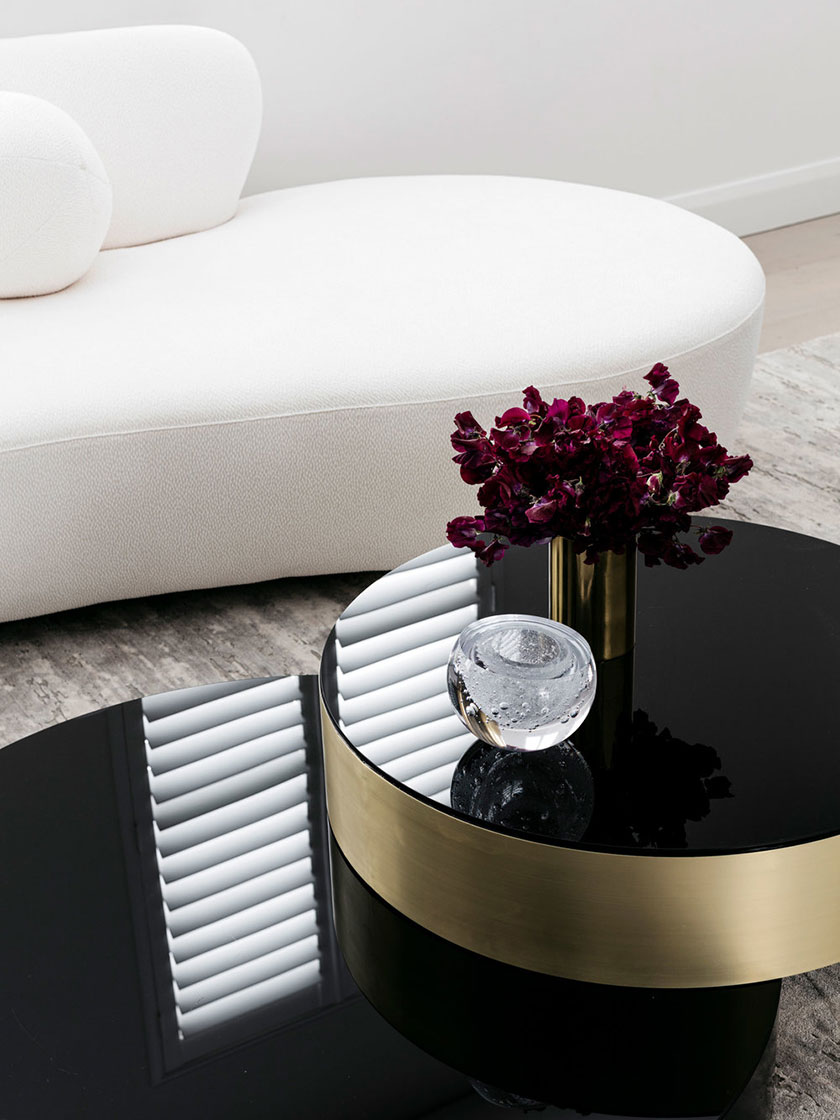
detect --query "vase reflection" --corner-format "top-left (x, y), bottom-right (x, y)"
top-left (587, 709), bottom-right (733, 849)
top-left (570, 649), bottom-right (634, 771)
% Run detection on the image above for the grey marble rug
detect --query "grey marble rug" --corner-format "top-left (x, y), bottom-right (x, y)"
top-left (1, 332), bottom-right (838, 1117)
top-left (719, 332), bottom-right (840, 548)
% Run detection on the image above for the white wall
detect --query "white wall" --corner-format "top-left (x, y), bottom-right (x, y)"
top-left (2, 0), bottom-right (839, 235)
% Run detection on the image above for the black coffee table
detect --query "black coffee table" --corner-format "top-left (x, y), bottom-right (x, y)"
top-left (1, 675), bottom-right (509, 1119)
top-left (1, 519), bottom-right (838, 1118)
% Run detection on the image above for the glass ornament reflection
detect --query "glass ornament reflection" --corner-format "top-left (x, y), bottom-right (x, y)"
top-left (451, 739), bottom-right (594, 842)
top-left (447, 615), bottom-right (596, 751)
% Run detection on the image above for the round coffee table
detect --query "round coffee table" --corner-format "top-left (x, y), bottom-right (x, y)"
top-left (320, 518), bottom-right (840, 1116)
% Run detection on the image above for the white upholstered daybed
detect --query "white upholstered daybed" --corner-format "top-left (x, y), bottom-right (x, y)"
top-left (0, 25), bottom-right (764, 621)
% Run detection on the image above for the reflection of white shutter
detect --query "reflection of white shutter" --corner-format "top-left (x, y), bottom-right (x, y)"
top-left (335, 546), bottom-right (479, 803)
top-left (142, 678), bottom-right (320, 1038)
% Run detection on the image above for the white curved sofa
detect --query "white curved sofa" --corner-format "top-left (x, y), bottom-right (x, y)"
top-left (0, 25), bottom-right (765, 623)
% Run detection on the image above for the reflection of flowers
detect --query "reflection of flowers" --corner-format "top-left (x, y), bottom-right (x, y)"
top-left (469, 1079), bottom-right (547, 1112)
top-left (446, 365), bottom-right (752, 568)
top-left (587, 711), bottom-right (732, 849)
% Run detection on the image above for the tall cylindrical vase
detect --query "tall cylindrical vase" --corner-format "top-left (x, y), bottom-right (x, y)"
top-left (549, 538), bottom-right (637, 769)
top-left (549, 538), bottom-right (637, 662)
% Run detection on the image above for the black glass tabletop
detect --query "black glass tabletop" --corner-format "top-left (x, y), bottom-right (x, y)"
top-left (0, 676), bottom-right (775, 1118)
top-left (321, 519), bottom-right (840, 854)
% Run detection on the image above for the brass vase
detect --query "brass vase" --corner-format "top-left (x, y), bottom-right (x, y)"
top-left (549, 537), bottom-right (637, 769)
top-left (548, 537), bottom-right (636, 662)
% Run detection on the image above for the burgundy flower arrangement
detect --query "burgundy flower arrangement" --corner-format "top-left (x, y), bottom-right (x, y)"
top-left (446, 365), bottom-right (753, 569)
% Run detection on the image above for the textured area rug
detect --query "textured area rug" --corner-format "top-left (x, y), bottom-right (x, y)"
top-left (719, 332), bottom-right (840, 548)
top-left (1, 333), bottom-right (838, 1117)
top-left (727, 339), bottom-right (840, 1119)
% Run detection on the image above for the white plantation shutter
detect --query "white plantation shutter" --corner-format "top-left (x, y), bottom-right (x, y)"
top-left (335, 546), bottom-right (481, 804)
top-left (142, 678), bottom-right (321, 1039)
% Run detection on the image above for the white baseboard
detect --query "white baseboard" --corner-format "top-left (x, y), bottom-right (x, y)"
top-left (665, 156), bottom-right (840, 236)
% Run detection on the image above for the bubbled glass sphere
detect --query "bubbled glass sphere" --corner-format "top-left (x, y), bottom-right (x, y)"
top-left (447, 614), bottom-right (596, 751)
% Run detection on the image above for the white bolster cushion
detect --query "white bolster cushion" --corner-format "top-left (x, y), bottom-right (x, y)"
top-left (0, 91), bottom-right (112, 298)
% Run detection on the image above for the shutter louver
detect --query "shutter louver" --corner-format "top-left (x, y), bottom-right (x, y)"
top-left (142, 678), bottom-right (322, 1040)
top-left (335, 547), bottom-right (481, 803)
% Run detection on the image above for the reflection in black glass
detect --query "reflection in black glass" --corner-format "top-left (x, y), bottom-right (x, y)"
top-left (450, 740), bottom-right (594, 842)
top-left (331, 835), bottom-right (780, 1118)
top-left (328, 546), bottom-right (490, 803)
top-left (470, 1079), bottom-right (548, 1112)
top-left (119, 676), bottom-right (354, 1074)
top-left (585, 710), bottom-right (733, 849)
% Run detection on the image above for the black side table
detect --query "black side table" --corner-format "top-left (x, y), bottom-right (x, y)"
top-left (320, 518), bottom-right (840, 1116)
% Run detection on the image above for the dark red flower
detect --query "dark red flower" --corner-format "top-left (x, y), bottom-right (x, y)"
top-left (445, 515), bottom-right (484, 548)
top-left (496, 407), bottom-right (531, 427)
top-left (475, 538), bottom-right (507, 566)
top-left (452, 411), bottom-right (484, 440)
top-left (594, 401), bottom-right (633, 443)
top-left (723, 454), bottom-right (753, 484)
top-left (525, 496), bottom-right (560, 523)
top-left (645, 363), bottom-right (670, 389)
top-left (645, 363), bottom-right (680, 405)
top-left (522, 385), bottom-right (547, 416)
top-left (446, 365), bottom-right (752, 569)
top-left (698, 525), bottom-right (733, 555)
top-left (662, 539), bottom-right (705, 569)
top-left (450, 411), bottom-right (496, 484)
top-left (476, 465), bottom-right (518, 509)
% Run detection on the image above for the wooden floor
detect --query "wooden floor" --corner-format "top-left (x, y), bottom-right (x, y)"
top-left (745, 212), bottom-right (840, 353)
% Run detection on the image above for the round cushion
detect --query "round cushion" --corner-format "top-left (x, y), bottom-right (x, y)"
top-left (0, 91), bottom-right (112, 297)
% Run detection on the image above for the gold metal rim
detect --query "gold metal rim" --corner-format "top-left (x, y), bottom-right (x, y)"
top-left (322, 697), bottom-right (840, 988)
